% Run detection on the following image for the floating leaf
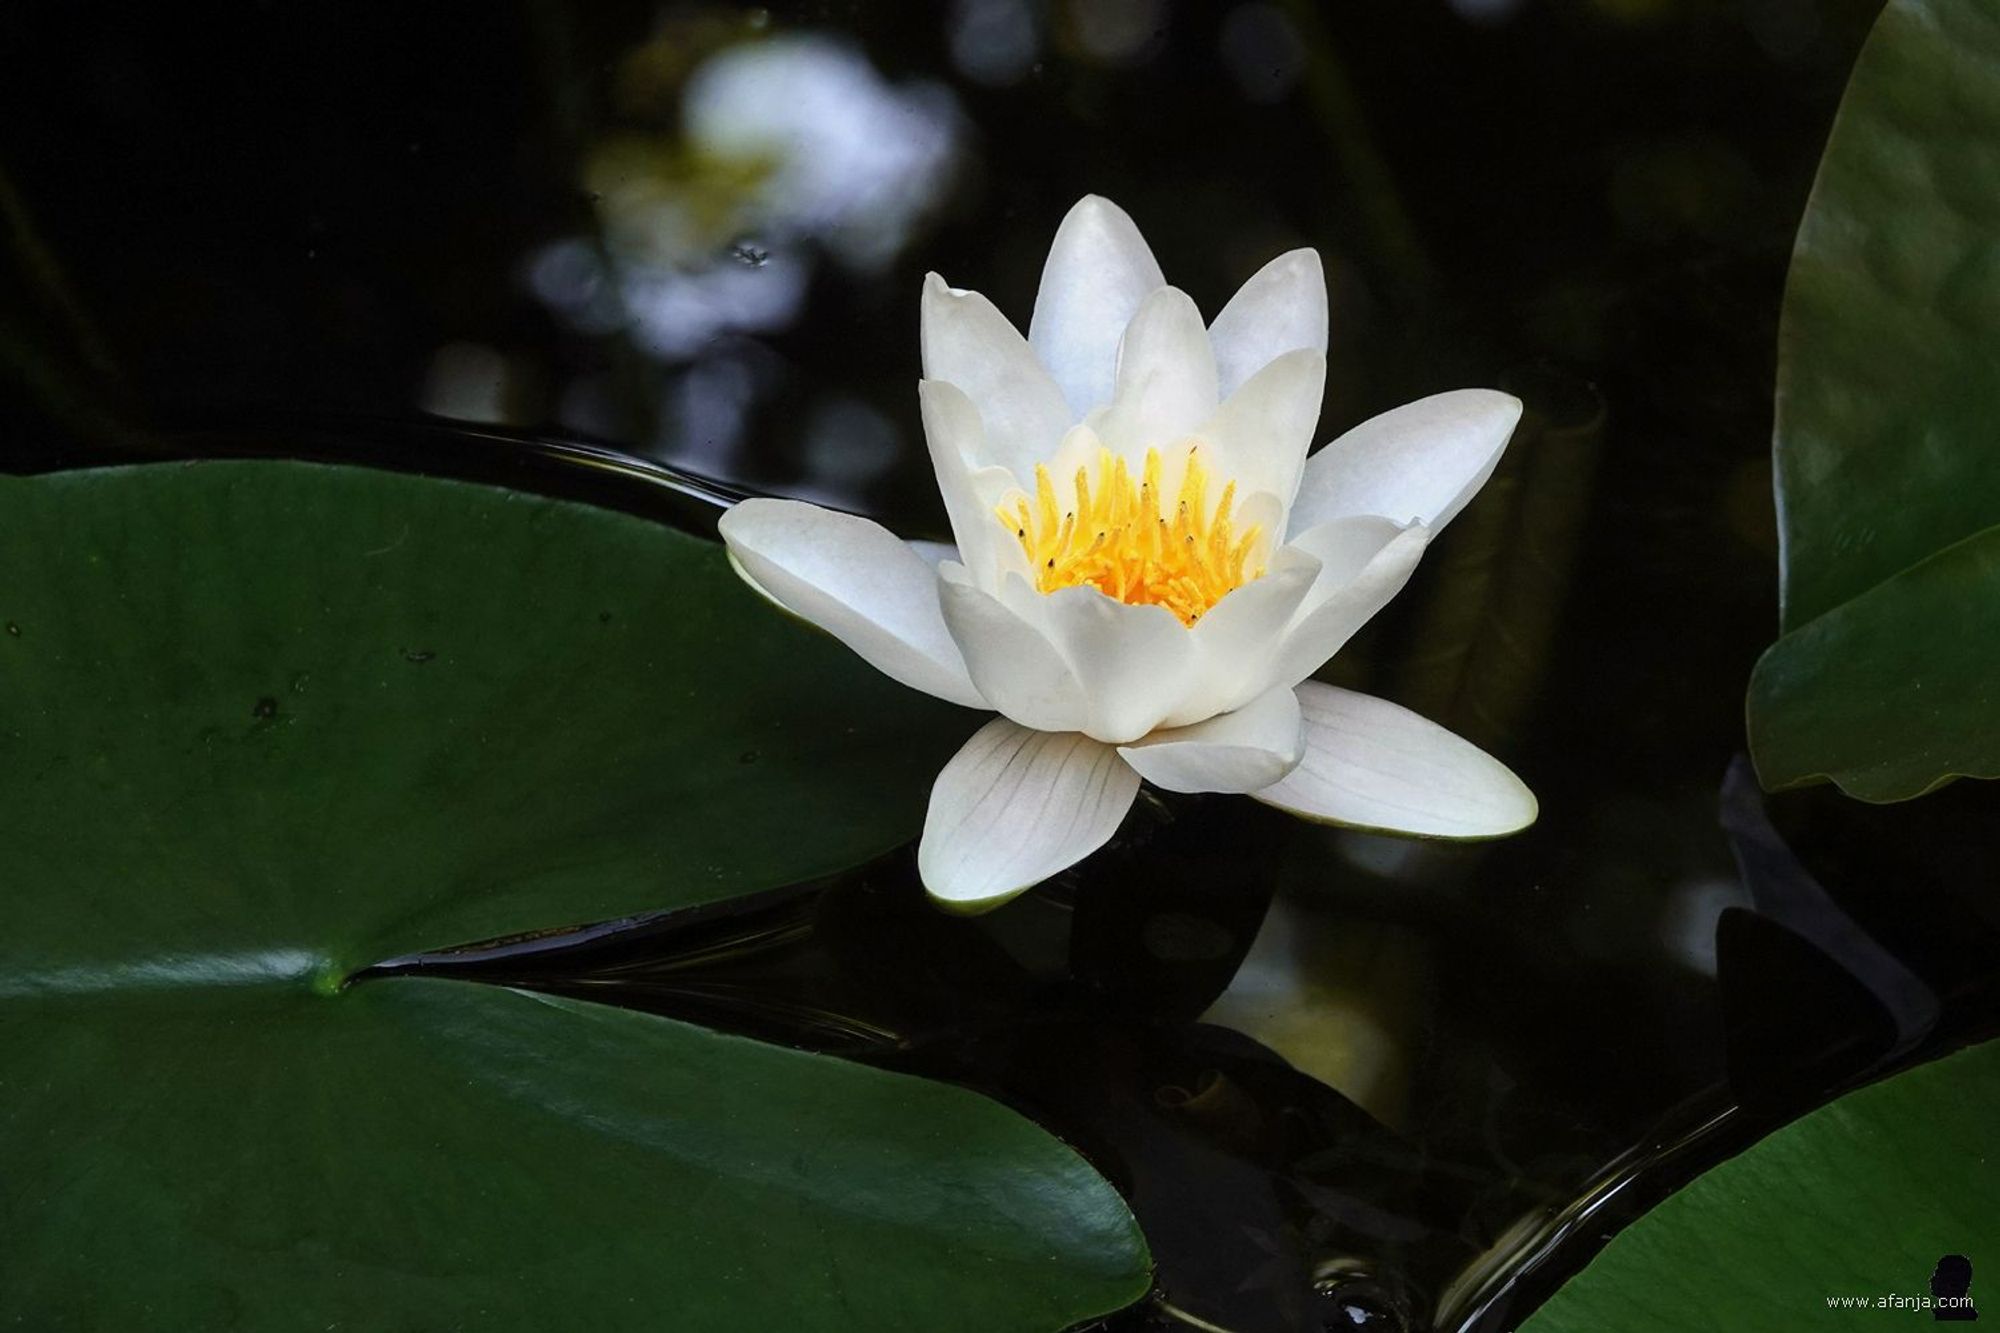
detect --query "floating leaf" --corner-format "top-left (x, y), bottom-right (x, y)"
top-left (1519, 1038), bottom-right (2000, 1331)
top-left (0, 461), bottom-right (1151, 1329)
top-left (1748, 0), bottom-right (2000, 799)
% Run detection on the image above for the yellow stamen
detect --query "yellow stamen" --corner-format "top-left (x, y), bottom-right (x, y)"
top-left (997, 445), bottom-right (1264, 626)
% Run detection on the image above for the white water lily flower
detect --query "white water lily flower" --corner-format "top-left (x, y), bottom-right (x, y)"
top-left (720, 195), bottom-right (1536, 912)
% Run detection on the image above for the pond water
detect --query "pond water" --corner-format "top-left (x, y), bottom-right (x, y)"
top-left (6, 1), bottom-right (2000, 1330)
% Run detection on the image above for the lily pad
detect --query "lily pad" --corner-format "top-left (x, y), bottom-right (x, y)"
top-left (1748, 0), bottom-right (2000, 799)
top-left (1750, 525), bottom-right (2000, 800)
top-left (1519, 1038), bottom-right (2000, 1332)
top-left (0, 461), bottom-right (1151, 1329)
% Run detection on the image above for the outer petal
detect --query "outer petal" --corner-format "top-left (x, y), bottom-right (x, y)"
top-left (919, 718), bottom-right (1142, 913)
top-left (1192, 348), bottom-right (1327, 511)
top-left (1253, 682), bottom-right (1537, 837)
top-left (1118, 684), bottom-right (1304, 794)
top-left (917, 378), bottom-right (1027, 584)
top-left (1037, 586), bottom-right (1198, 744)
top-left (920, 274), bottom-right (1074, 480)
top-left (1028, 195), bottom-right (1167, 418)
top-left (1089, 287), bottom-right (1219, 457)
top-left (1288, 389), bottom-right (1522, 537)
top-left (1208, 248), bottom-right (1329, 398)
top-left (1269, 517), bottom-right (1430, 689)
top-left (719, 498), bottom-right (984, 708)
top-left (937, 566), bottom-right (1087, 732)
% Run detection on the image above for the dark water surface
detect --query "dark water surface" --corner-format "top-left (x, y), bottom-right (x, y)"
top-left (6, 2), bottom-right (2000, 1330)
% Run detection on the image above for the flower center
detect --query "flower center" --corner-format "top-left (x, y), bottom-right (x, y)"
top-left (998, 445), bottom-right (1264, 627)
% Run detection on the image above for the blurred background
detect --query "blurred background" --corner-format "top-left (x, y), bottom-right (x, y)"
top-left (1, 0), bottom-right (1871, 510)
top-left (14, 2), bottom-right (2000, 1331)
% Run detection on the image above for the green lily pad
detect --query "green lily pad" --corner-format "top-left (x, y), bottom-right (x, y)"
top-left (1750, 525), bottom-right (2000, 800)
top-left (1520, 1038), bottom-right (2000, 1332)
top-left (0, 461), bottom-right (1150, 1329)
top-left (1748, 0), bottom-right (2000, 799)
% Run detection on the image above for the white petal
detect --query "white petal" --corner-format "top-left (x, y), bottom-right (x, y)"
top-left (921, 274), bottom-right (1074, 480)
top-left (1037, 586), bottom-right (1198, 743)
top-left (1270, 518), bottom-right (1430, 688)
top-left (1118, 685), bottom-right (1304, 794)
top-left (1090, 287), bottom-right (1219, 457)
top-left (1036, 420), bottom-right (1117, 496)
top-left (719, 499), bottom-right (984, 708)
top-left (1291, 513), bottom-right (1414, 585)
top-left (936, 566), bottom-right (1088, 732)
top-left (917, 378), bottom-right (1030, 586)
top-left (1179, 545), bottom-right (1322, 722)
top-left (1192, 348), bottom-right (1326, 509)
top-left (908, 539), bottom-right (957, 570)
top-left (919, 718), bottom-right (1141, 913)
top-left (1208, 248), bottom-right (1328, 398)
top-left (1253, 682), bottom-right (1537, 838)
top-left (1028, 195), bottom-right (1167, 418)
top-left (1289, 389), bottom-right (1522, 537)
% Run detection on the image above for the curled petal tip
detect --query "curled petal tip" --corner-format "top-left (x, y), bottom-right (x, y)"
top-left (921, 270), bottom-right (957, 298)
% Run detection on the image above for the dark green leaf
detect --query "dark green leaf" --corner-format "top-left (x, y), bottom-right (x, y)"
top-left (0, 460), bottom-right (965, 973)
top-left (1750, 524), bottom-right (2000, 799)
top-left (0, 461), bottom-right (1150, 1329)
top-left (3, 981), bottom-right (1149, 1331)
top-left (1750, 0), bottom-right (2000, 798)
top-left (1519, 1039), bottom-right (2000, 1332)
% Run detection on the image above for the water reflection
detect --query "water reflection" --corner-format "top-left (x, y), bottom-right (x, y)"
top-left (420, 341), bottom-right (535, 425)
top-left (802, 393), bottom-right (902, 489)
top-left (0, 949), bottom-right (325, 997)
top-left (572, 27), bottom-right (960, 280)
top-left (1446, 0), bottom-right (1525, 26)
top-left (1064, 0), bottom-right (1171, 66)
top-left (949, 0), bottom-right (1042, 86)
top-left (520, 25), bottom-right (963, 487)
top-left (663, 349), bottom-right (766, 467)
top-left (1200, 896), bottom-right (1426, 1129)
top-left (592, 245), bottom-right (812, 360)
top-left (1655, 875), bottom-right (1745, 976)
top-left (682, 36), bottom-right (960, 271)
top-left (1218, 5), bottom-right (1306, 104)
